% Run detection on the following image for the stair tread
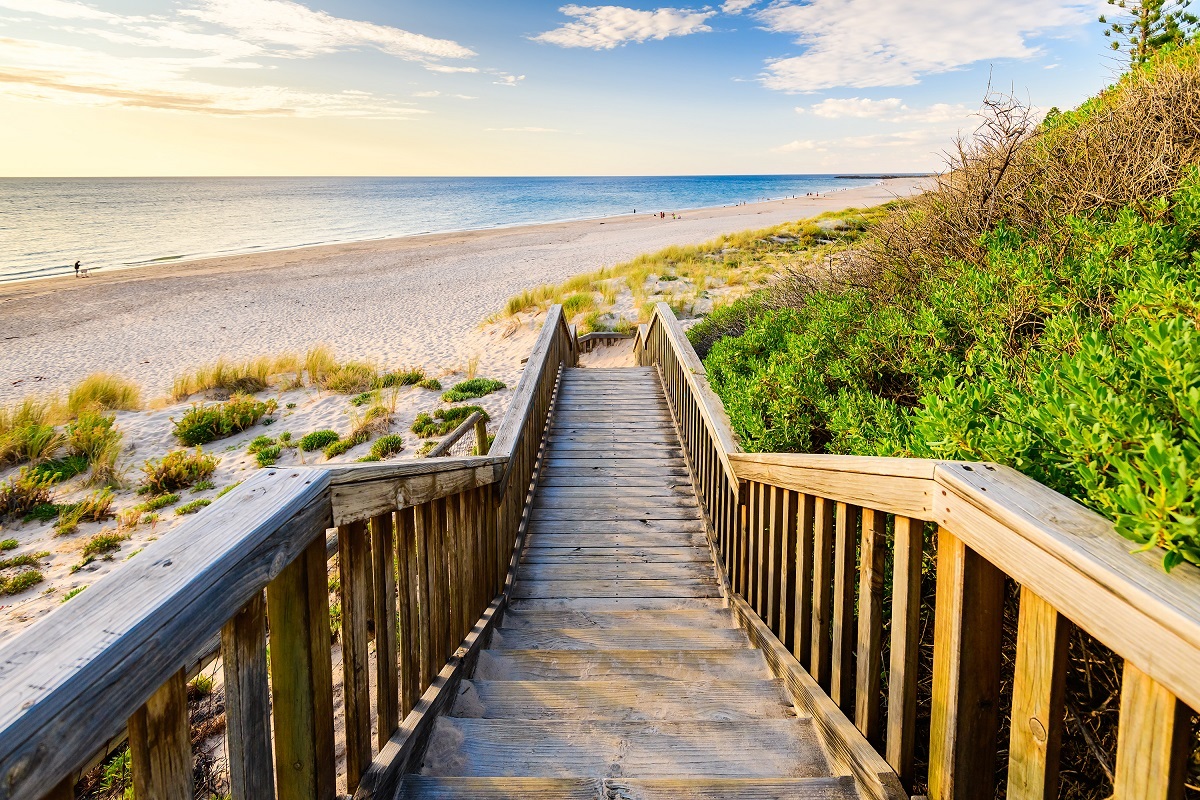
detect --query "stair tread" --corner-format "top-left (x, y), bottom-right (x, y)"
top-left (473, 648), bottom-right (771, 681)
top-left (490, 626), bottom-right (748, 651)
top-left (452, 678), bottom-right (792, 721)
top-left (398, 776), bottom-right (859, 800)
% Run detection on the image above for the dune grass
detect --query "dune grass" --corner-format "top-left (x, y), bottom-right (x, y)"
top-left (67, 374), bottom-right (141, 416)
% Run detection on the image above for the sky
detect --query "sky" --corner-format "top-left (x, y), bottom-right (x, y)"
top-left (0, 0), bottom-right (1125, 176)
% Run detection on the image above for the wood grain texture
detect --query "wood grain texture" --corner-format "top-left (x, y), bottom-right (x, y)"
top-left (1007, 587), bottom-right (1067, 800)
top-left (885, 516), bottom-right (923, 788)
top-left (0, 469), bottom-right (330, 800)
top-left (854, 509), bottom-right (886, 748)
top-left (398, 776), bottom-right (860, 799)
top-left (339, 520), bottom-right (373, 792)
top-left (928, 529), bottom-right (1005, 800)
top-left (1112, 663), bottom-right (1189, 800)
top-left (830, 503), bottom-right (859, 712)
top-left (220, 594), bottom-right (274, 800)
top-left (810, 497), bottom-right (835, 690)
top-left (128, 670), bottom-right (191, 800)
top-left (371, 513), bottom-right (401, 749)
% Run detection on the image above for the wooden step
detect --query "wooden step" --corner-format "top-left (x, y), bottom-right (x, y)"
top-left (507, 597), bottom-right (726, 613)
top-left (419, 719), bottom-right (831, 778)
top-left (511, 578), bottom-right (719, 599)
top-left (521, 546), bottom-right (709, 563)
top-left (526, 519), bottom-right (706, 534)
top-left (398, 776), bottom-right (858, 800)
top-left (516, 562), bottom-right (715, 582)
top-left (452, 678), bottom-right (791, 721)
top-left (531, 495), bottom-right (699, 510)
top-left (490, 626), bottom-right (747, 651)
top-left (473, 649), bottom-right (768, 681)
top-left (500, 608), bottom-right (737, 630)
top-left (523, 532), bottom-right (708, 548)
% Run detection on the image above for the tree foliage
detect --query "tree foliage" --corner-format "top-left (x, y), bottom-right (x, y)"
top-left (1101, 0), bottom-right (1197, 64)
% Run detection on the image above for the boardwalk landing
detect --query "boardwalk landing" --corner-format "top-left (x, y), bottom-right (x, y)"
top-left (401, 367), bottom-right (859, 799)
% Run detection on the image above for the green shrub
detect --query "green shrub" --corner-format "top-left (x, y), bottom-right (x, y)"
top-left (0, 570), bottom-right (43, 596)
top-left (175, 499), bottom-right (212, 515)
top-left (349, 391), bottom-right (376, 407)
top-left (173, 394), bottom-right (271, 446)
top-left (216, 482), bottom-right (241, 498)
top-left (22, 503), bottom-right (60, 523)
top-left (299, 430), bottom-right (340, 452)
top-left (55, 490), bottom-right (115, 536)
top-left (442, 378), bottom-right (506, 403)
top-left (191, 479), bottom-right (215, 493)
top-left (411, 405), bottom-right (489, 437)
top-left (140, 449), bottom-right (218, 495)
top-left (416, 441), bottom-right (437, 456)
top-left (255, 445), bottom-right (282, 467)
top-left (0, 551), bottom-right (48, 570)
top-left (324, 432), bottom-right (367, 458)
top-left (62, 586), bottom-right (86, 603)
top-left (704, 169), bottom-right (1200, 571)
top-left (0, 538), bottom-right (16, 551)
top-left (377, 369), bottom-right (425, 389)
top-left (0, 469), bottom-right (56, 519)
top-left (370, 434), bottom-right (405, 460)
top-left (81, 531), bottom-right (126, 558)
top-left (0, 422), bottom-right (63, 466)
top-left (137, 492), bottom-right (179, 512)
top-left (417, 378), bottom-right (442, 391)
top-left (29, 454), bottom-right (88, 484)
top-left (320, 362), bottom-right (378, 394)
top-left (67, 412), bottom-right (122, 463)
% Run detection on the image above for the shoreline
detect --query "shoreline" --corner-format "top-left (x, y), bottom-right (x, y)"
top-left (1, 181), bottom-right (883, 288)
top-left (0, 177), bottom-right (922, 404)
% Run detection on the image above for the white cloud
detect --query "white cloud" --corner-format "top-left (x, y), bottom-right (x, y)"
top-left (492, 72), bottom-right (525, 87)
top-left (756, 0), bottom-right (1099, 91)
top-left (773, 139), bottom-right (822, 152)
top-left (183, 0), bottom-right (475, 62)
top-left (533, 4), bottom-right (715, 49)
top-left (810, 97), bottom-right (905, 118)
top-left (721, 0), bottom-right (757, 13)
top-left (0, 0), bottom-right (116, 21)
top-left (424, 64), bottom-right (480, 73)
top-left (486, 126), bottom-right (560, 132)
top-left (0, 36), bottom-right (427, 117)
top-left (414, 90), bottom-right (476, 99)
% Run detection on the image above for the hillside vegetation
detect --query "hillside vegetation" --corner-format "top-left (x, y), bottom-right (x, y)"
top-left (694, 44), bottom-right (1200, 571)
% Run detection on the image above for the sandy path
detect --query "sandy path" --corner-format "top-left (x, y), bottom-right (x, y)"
top-left (0, 178), bottom-right (921, 403)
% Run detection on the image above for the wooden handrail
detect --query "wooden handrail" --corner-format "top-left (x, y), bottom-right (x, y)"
top-left (638, 302), bottom-right (1200, 800)
top-left (0, 306), bottom-right (576, 800)
top-left (422, 411), bottom-right (487, 458)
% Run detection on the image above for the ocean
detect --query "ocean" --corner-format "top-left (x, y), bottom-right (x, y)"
top-left (0, 174), bottom-right (880, 283)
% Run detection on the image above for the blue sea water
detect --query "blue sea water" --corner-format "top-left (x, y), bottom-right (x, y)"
top-left (0, 175), bottom-right (883, 283)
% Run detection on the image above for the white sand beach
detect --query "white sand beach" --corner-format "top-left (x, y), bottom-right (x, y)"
top-left (0, 178), bottom-right (921, 404)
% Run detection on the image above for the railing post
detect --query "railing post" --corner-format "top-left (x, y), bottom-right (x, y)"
top-left (339, 520), bottom-right (373, 792)
top-left (221, 592), bottom-right (275, 800)
top-left (475, 416), bottom-right (490, 455)
top-left (928, 528), bottom-right (1005, 800)
top-left (855, 508), bottom-right (886, 748)
top-left (1007, 586), bottom-right (1068, 800)
top-left (810, 496), bottom-right (835, 690)
top-left (1113, 663), bottom-right (1190, 800)
top-left (128, 669), bottom-right (191, 800)
top-left (831, 502), bottom-right (860, 711)
top-left (886, 516), bottom-right (923, 788)
top-left (396, 506), bottom-right (421, 715)
top-left (371, 513), bottom-right (401, 748)
top-left (267, 536), bottom-right (336, 800)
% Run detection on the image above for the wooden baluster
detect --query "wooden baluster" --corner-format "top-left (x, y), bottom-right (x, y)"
top-left (854, 508), bottom-right (887, 749)
top-left (414, 502), bottom-right (435, 691)
top-left (831, 502), bottom-right (860, 712)
top-left (928, 528), bottom-right (1005, 800)
top-left (1008, 587), bottom-right (1068, 800)
top-left (266, 535), bottom-right (336, 800)
top-left (750, 481), bottom-right (763, 612)
top-left (445, 494), bottom-right (463, 647)
top-left (128, 669), bottom-right (191, 800)
top-left (779, 490), bottom-right (799, 651)
top-left (338, 520), bottom-right (373, 792)
top-left (810, 496), bottom-right (835, 689)
top-left (765, 485), bottom-right (784, 637)
top-left (45, 778), bottom-right (74, 800)
top-left (794, 492), bottom-right (815, 665)
top-left (737, 483), bottom-right (751, 598)
top-left (221, 593), bottom-right (274, 800)
top-left (1112, 663), bottom-right (1190, 800)
top-left (886, 516), bottom-right (923, 788)
top-left (396, 507), bottom-right (419, 716)
top-left (436, 501), bottom-right (453, 662)
top-left (371, 513), bottom-right (400, 747)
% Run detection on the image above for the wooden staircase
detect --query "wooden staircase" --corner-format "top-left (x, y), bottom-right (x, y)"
top-left (400, 367), bottom-right (859, 799)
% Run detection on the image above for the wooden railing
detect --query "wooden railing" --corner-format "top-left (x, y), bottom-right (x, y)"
top-left (0, 306), bottom-right (575, 800)
top-left (575, 330), bottom-right (634, 354)
top-left (636, 302), bottom-right (1200, 800)
top-left (423, 410), bottom-right (489, 458)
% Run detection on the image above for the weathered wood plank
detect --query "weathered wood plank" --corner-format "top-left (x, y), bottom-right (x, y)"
top-left (397, 776), bottom-right (860, 800)
top-left (490, 627), bottom-right (748, 651)
top-left (885, 516), bottom-right (922, 788)
top-left (1007, 587), bottom-right (1067, 800)
top-left (511, 579), bottom-right (720, 599)
top-left (810, 497), bottom-right (835, 690)
top-left (267, 535), bottom-right (337, 800)
top-left (339, 520), bottom-right (373, 792)
top-left (855, 509), bottom-right (886, 748)
top-left (516, 562), bottom-right (716, 581)
top-left (928, 529), bottom-right (1005, 800)
top-left (128, 669), bottom-right (191, 800)
top-left (1112, 663), bottom-right (1190, 800)
top-left (371, 513), bottom-right (400, 749)
top-left (0, 469), bottom-right (330, 800)
top-left (831, 503), bottom-right (859, 712)
top-left (221, 593), bottom-right (274, 800)
top-left (473, 648), bottom-right (769, 681)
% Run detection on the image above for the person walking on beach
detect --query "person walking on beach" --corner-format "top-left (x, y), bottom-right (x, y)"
top-left (74, 261), bottom-right (80, 278)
